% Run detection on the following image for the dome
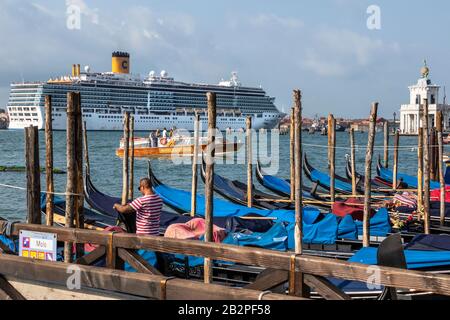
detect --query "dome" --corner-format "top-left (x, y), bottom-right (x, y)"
top-left (421, 66), bottom-right (430, 78)
top-left (160, 70), bottom-right (168, 77)
top-left (84, 65), bottom-right (91, 73)
top-left (149, 70), bottom-right (156, 77)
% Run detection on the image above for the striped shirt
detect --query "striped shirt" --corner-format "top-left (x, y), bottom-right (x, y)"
top-left (129, 194), bottom-right (163, 235)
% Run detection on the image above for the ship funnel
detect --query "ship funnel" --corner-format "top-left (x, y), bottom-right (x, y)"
top-left (77, 64), bottom-right (81, 76)
top-left (112, 51), bottom-right (130, 74)
top-left (72, 64), bottom-right (77, 77)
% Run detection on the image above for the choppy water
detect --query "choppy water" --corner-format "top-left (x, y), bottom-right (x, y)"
top-left (0, 129), bottom-right (439, 221)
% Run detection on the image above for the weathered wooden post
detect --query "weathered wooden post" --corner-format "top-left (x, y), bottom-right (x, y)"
top-left (383, 121), bottom-right (389, 168)
top-left (122, 112), bottom-right (130, 206)
top-left (190, 114), bottom-right (200, 217)
top-left (422, 99), bottom-right (430, 234)
top-left (430, 128), bottom-right (437, 181)
top-left (83, 121), bottom-right (90, 175)
top-left (437, 111), bottom-right (445, 226)
top-left (350, 128), bottom-right (357, 196)
top-left (204, 92), bottom-right (217, 284)
top-left (327, 115), bottom-right (332, 169)
top-left (363, 103), bottom-right (378, 247)
top-left (417, 128), bottom-right (424, 216)
top-left (64, 92), bottom-right (77, 262)
top-left (74, 93), bottom-right (84, 259)
top-left (246, 116), bottom-right (253, 208)
top-left (45, 96), bottom-right (54, 226)
top-left (291, 89), bottom-right (309, 298)
top-left (25, 125), bottom-right (41, 225)
top-left (290, 108), bottom-right (295, 201)
top-left (129, 116), bottom-right (135, 201)
top-left (329, 115), bottom-right (336, 202)
top-left (393, 132), bottom-right (400, 191)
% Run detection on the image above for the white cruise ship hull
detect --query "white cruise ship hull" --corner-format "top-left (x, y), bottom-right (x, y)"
top-left (8, 108), bottom-right (280, 131)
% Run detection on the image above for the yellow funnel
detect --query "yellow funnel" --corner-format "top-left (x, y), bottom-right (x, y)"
top-left (112, 52), bottom-right (130, 74)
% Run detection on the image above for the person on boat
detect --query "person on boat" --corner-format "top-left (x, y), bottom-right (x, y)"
top-left (113, 178), bottom-right (163, 236)
top-left (149, 131), bottom-right (156, 147)
top-left (162, 128), bottom-right (168, 139)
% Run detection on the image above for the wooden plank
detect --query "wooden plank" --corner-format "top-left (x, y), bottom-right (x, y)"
top-left (204, 92), bottom-right (217, 284)
top-left (6, 223), bottom-right (450, 296)
top-left (45, 95), bottom-right (54, 227)
top-left (437, 111), bottom-right (446, 226)
top-left (74, 246), bottom-right (106, 266)
top-left (190, 114), bottom-right (200, 217)
top-left (0, 254), bottom-right (301, 300)
top-left (117, 248), bottom-right (162, 275)
top-left (0, 275), bottom-right (26, 300)
top-left (122, 112), bottom-right (130, 205)
top-left (350, 128), bottom-right (357, 196)
top-left (383, 121), bottom-right (389, 168)
top-left (244, 269), bottom-right (288, 291)
top-left (304, 274), bottom-right (351, 300)
top-left (246, 116), bottom-right (253, 208)
top-left (422, 99), bottom-right (431, 234)
top-left (393, 131), bottom-right (399, 190)
top-left (417, 128), bottom-right (424, 217)
top-left (129, 115), bottom-right (135, 200)
top-left (363, 103), bottom-right (378, 247)
top-left (290, 108), bottom-right (295, 201)
top-left (25, 125), bottom-right (41, 225)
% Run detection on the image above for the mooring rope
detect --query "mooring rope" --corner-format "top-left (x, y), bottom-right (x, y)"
top-left (0, 183), bottom-right (83, 197)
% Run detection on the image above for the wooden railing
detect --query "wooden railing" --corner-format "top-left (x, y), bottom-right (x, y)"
top-left (2, 221), bottom-right (450, 299)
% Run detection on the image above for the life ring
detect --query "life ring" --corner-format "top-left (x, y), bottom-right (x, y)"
top-left (160, 138), bottom-right (168, 146)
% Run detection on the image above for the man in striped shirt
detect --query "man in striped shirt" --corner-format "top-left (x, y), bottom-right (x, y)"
top-left (113, 178), bottom-right (163, 235)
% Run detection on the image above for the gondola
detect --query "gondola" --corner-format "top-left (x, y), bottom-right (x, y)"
top-left (345, 157), bottom-right (406, 192)
top-left (199, 159), bottom-right (292, 210)
top-left (377, 157), bottom-right (441, 189)
top-left (303, 155), bottom-right (355, 195)
top-left (255, 161), bottom-right (331, 209)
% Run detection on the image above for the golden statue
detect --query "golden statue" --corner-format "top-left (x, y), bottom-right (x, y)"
top-left (421, 59), bottom-right (430, 78)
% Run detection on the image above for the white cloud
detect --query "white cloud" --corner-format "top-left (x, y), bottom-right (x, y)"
top-left (249, 13), bottom-right (304, 29)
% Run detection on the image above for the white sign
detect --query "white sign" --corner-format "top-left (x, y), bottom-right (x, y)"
top-left (19, 230), bottom-right (57, 262)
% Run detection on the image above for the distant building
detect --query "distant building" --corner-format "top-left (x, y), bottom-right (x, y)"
top-left (399, 61), bottom-right (450, 135)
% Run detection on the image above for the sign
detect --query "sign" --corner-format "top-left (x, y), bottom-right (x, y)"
top-left (19, 230), bottom-right (57, 262)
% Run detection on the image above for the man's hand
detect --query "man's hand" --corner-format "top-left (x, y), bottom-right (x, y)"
top-left (113, 203), bottom-right (120, 211)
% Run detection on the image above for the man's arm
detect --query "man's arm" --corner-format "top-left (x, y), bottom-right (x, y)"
top-left (113, 203), bottom-right (135, 214)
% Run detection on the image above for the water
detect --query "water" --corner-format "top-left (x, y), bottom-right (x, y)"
top-left (0, 129), bottom-right (439, 221)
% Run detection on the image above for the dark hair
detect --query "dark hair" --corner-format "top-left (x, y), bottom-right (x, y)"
top-left (139, 178), bottom-right (152, 189)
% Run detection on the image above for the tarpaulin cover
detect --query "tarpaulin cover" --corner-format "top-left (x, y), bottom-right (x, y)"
top-left (164, 218), bottom-right (226, 243)
top-left (154, 182), bottom-right (321, 224)
top-left (349, 246), bottom-right (450, 269)
top-left (405, 234), bottom-right (450, 251)
top-left (332, 198), bottom-right (375, 221)
top-left (354, 208), bottom-right (391, 237)
top-left (307, 166), bottom-right (353, 193)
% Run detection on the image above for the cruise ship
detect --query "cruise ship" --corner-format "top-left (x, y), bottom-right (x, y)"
top-left (7, 52), bottom-right (282, 131)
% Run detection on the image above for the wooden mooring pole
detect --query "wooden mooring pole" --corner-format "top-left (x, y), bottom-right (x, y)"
top-left (246, 116), bottom-right (253, 208)
top-left (122, 112), bottom-right (130, 205)
top-left (74, 93), bottom-right (84, 258)
top-left (204, 92), bottom-right (217, 284)
top-left (290, 108), bottom-right (295, 201)
top-left (363, 103), bottom-right (378, 247)
top-left (350, 128), bottom-right (357, 196)
top-left (430, 128), bottom-right (437, 181)
top-left (45, 96), bottom-right (54, 226)
top-left (329, 115), bottom-right (336, 203)
top-left (383, 121), bottom-right (389, 168)
top-left (437, 111), bottom-right (445, 226)
top-left (393, 131), bottom-right (399, 191)
top-left (417, 128), bottom-right (424, 216)
top-left (64, 92), bottom-right (77, 262)
top-left (291, 89), bottom-right (309, 298)
top-left (422, 99), bottom-right (430, 234)
top-left (190, 114), bottom-right (200, 217)
top-left (129, 116), bottom-right (135, 201)
top-left (25, 125), bottom-right (41, 225)
top-left (83, 121), bottom-right (90, 175)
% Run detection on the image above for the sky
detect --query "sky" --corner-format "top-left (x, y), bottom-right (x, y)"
top-left (1, 0), bottom-right (450, 118)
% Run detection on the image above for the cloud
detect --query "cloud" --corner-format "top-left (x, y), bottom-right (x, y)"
top-left (299, 28), bottom-right (400, 77)
top-left (249, 13), bottom-right (304, 29)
